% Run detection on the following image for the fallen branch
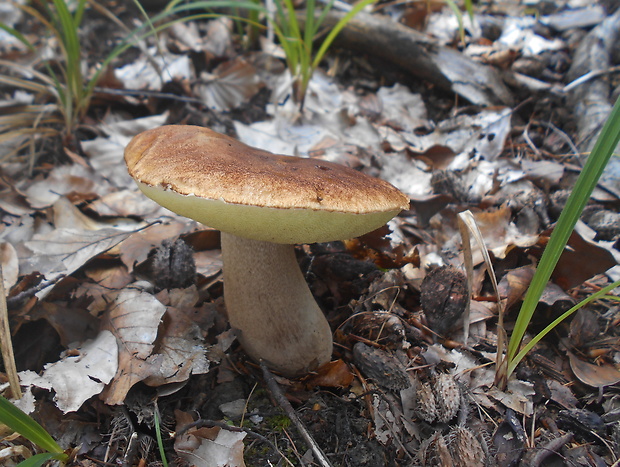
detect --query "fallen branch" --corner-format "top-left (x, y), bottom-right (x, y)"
top-left (320, 11), bottom-right (513, 107)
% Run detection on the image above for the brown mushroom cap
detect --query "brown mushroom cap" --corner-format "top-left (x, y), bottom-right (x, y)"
top-left (125, 125), bottom-right (409, 244)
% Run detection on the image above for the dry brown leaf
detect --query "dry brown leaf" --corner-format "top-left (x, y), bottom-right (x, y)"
top-left (0, 241), bottom-right (19, 290)
top-left (193, 250), bottom-right (223, 279)
top-left (304, 360), bottom-right (354, 389)
top-left (16, 197), bottom-right (143, 297)
top-left (569, 308), bottom-right (600, 349)
top-left (497, 265), bottom-right (535, 311)
top-left (21, 226), bottom-right (137, 294)
top-left (177, 426), bottom-right (246, 467)
top-left (472, 206), bottom-right (539, 259)
top-left (84, 263), bottom-right (133, 290)
top-left (469, 299), bottom-right (497, 324)
top-left (547, 379), bottom-right (578, 409)
top-left (73, 281), bottom-right (121, 315)
top-left (28, 302), bottom-right (99, 347)
top-left (23, 164), bottom-right (113, 209)
top-left (539, 282), bottom-right (575, 309)
top-left (86, 189), bottom-right (163, 218)
top-left (101, 288), bottom-right (167, 404)
top-left (143, 296), bottom-right (210, 386)
top-left (203, 18), bottom-right (235, 56)
top-left (0, 180), bottom-right (32, 216)
top-left (487, 379), bottom-right (535, 416)
top-left (19, 330), bottom-right (118, 413)
top-left (195, 57), bottom-right (264, 111)
top-left (547, 222), bottom-right (617, 290)
top-left (175, 409), bottom-right (246, 466)
top-left (52, 196), bottom-right (142, 231)
top-left (376, 83), bottom-right (427, 132)
top-left (82, 113), bottom-right (169, 188)
top-left (568, 352), bottom-right (620, 388)
top-left (118, 222), bottom-right (189, 273)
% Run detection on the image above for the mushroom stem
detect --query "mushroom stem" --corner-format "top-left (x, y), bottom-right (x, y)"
top-left (221, 232), bottom-right (333, 375)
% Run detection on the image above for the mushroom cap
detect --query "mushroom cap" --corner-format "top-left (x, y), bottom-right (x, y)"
top-left (125, 125), bottom-right (409, 244)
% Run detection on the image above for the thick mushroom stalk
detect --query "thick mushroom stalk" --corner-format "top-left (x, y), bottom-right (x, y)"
top-left (221, 232), bottom-right (332, 375)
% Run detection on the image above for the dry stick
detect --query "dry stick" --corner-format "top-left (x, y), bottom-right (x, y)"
top-left (317, 11), bottom-right (513, 107)
top-left (0, 266), bottom-right (21, 398)
top-left (260, 361), bottom-right (333, 467)
top-left (529, 433), bottom-right (573, 467)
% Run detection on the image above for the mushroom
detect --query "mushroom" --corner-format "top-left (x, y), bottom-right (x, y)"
top-left (124, 125), bottom-right (409, 376)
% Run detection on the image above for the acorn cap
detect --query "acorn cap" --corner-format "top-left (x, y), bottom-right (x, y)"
top-left (125, 125), bottom-right (409, 244)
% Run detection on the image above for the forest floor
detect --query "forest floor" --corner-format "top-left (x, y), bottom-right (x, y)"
top-left (1, 0), bottom-right (620, 465)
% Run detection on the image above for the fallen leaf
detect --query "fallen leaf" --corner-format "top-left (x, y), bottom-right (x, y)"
top-left (547, 379), bottom-right (578, 409)
top-left (195, 57), bottom-right (263, 111)
top-left (81, 113), bottom-right (169, 188)
top-left (21, 225), bottom-right (138, 298)
top-left (84, 263), bottom-right (133, 290)
top-left (304, 360), bottom-right (354, 389)
top-left (447, 205), bottom-right (538, 260)
top-left (569, 308), bottom-right (600, 349)
top-left (19, 331), bottom-right (118, 413)
top-left (568, 352), bottom-right (620, 388)
top-left (52, 196), bottom-right (142, 231)
top-left (376, 83), bottom-right (427, 132)
top-left (487, 379), bottom-right (535, 416)
top-left (0, 241), bottom-right (19, 289)
top-left (372, 394), bottom-right (401, 445)
top-left (114, 48), bottom-right (191, 91)
top-left (177, 425), bottom-right (246, 467)
top-left (119, 221), bottom-right (189, 273)
top-left (548, 221), bottom-right (618, 290)
top-left (143, 300), bottom-right (210, 387)
top-left (497, 265), bottom-right (535, 311)
top-left (23, 164), bottom-right (113, 209)
top-left (101, 288), bottom-right (167, 404)
top-left (28, 302), bottom-right (99, 347)
top-left (86, 189), bottom-right (162, 218)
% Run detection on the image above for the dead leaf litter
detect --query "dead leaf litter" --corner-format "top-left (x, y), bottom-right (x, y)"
top-left (1, 0), bottom-right (620, 465)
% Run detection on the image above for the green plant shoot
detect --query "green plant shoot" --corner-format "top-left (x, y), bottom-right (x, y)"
top-left (0, 396), bottom-right (68, 465)
top-left (496, 96), bottom-right (620, 388)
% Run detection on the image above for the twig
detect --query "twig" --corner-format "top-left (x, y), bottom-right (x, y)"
top-left (92, 87), bottom-right (204, 105)
top-left (564, 66), bottom-right (620, 92)
top-left (529, 432), bottom-right (573, 467)
top-left (532, 120), bottom-right (581, 157)
top-left (0, 266), bottom-right (21, 398)
top-left (260, 361), bottom-right (333, 467)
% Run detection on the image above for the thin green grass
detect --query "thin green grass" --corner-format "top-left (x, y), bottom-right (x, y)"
top-left (1, 0), bottom-right (373, 159)
top-left (0, 396), bottom-right (68, 466)
top-left (153, 403), bottom-right (169, 467)
top-left (274, 0), bottom-right (376, 106)
top-left (496, 96), bottom-right (620, 388)
top-left (164, 0), bottom-right (375, 107)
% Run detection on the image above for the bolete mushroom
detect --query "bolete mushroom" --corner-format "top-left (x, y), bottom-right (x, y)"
top-left (125, 125), bottom-right (409, 376)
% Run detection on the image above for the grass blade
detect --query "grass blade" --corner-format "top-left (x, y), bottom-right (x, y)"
top-left (153, 404), bottom-right (169, 467)
top-left (0, 24), bottom-right (35, 52)
top-left (509, 279), bottom-right (620, 375)
top-left (17, 452), bottom-right (61, 467)
top-left (505, 96), bottom-right (620, 380)
top-left (312, 0), bottom-right (375, 69)
top-left (0, 396), bottom-right (66, 458)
